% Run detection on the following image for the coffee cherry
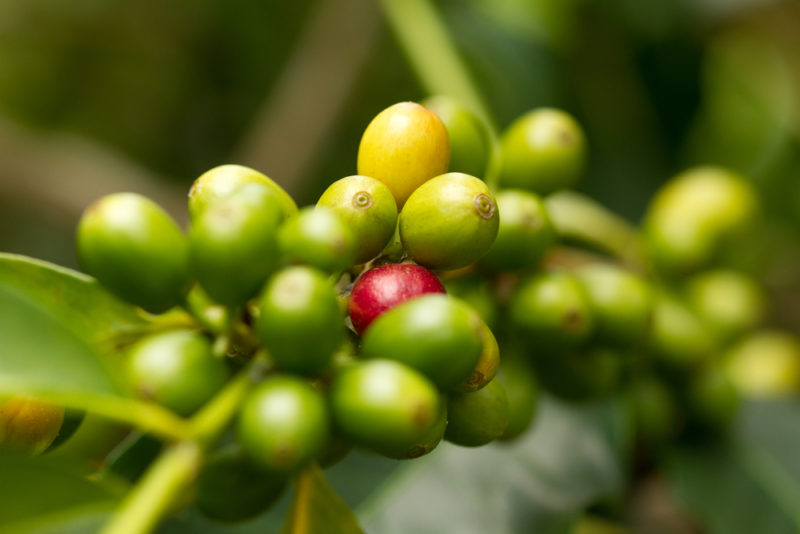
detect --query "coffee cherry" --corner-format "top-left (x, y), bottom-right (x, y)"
top-left (237, 375), bottom-right (329, 473)
top-left (686, 269), bottom-right (765, 343)
top-left (575, 263), bottom-right (652, 348)
top-left (348, 263), bottom-right (445, 335)
top-left (189, 184), bottom-right (283, 307)
top-left (330, 359), bottom-right (441, 457)
top-left (400, 173), bottom-right (499, 270)
top-left (648, 290), bottom-right (715, 371)
top-left (188, 164), bottom-right (297, 221)
top-left (530, 346), bottom-right (623, 401)
top-left (256, 266), bottom-right (343, 375)
top-left (724, 331), bottom-right (800, 397)
top-left (76, 193), bottom-right (190, 313)
top-left (687, 365), bottom-right (739, 434)
top-left (278, 207), bottom-right (357, 274)
top-left (455, 316), bottom-right (500, 393)
top-left (496, 356), bottom-right (539, 442)
top-left (445, 377), bottom-right (509, 447)
top-left (194, 447), bottom-right (287, 523)
top-left (361, 294), bottom-right (483, 390)
top-left (629, 377), bottom-right (678, 450)
top-left (0, 397), bottom-right (64, 455)
top-left (357, 102), bottom-right (450, 208)
top-left (443, 276), bottom-right (498, 329)
top-left (389, 401), bottom-right (448, 460)
top-left (480, 190), bottom-right (555, 272)
top-left (509, 271), bottom-right (595, 354)
top-left (317, 175), bottom-right (398, 263)
top-left (498, 109), bottom-right (586, 195)
top-left (644, 166), bottom-right (758, 275)
top-left (126, 330), bottom-right (229, 416)
top-left (423, 95), bottom-right (491, 177)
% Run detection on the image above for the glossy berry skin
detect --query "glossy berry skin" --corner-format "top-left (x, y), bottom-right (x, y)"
top-left (194, 447), bottom-right (287, 523)
top-left (329, 359), bottom-right (441, 457)
top-left (189, 184), bottom-right (283, 307)
top-left (445, 377), bottom-right (509, 447)
top-left (237, 375), bottom-right (329, 473)
top-left (0, 397), bottom-right (64, 455)
top-left (278, 207), bottom-right (357, 274)
top-left (499, 108), bottom-right (586, 195)
top-left (648, 290), bottom-right (715, 371)
top-left (348, 263), bottom-right (445, 335)
top-left (423, 95), bottom-right (491, 178)
top-left (126, 330), bottom-right (229, 416)
top-left (317, 175), bottom-right (398, 263)
top-left (361, 294), bottom-right (483, 390)
top-left (400, 173), bottom-right (499, 270)
top-left (480, 190), bottom-right (555, 272)
top-left (76, 193), bottom-right (190, 313)
top-left (357, 102), bottom-right (450, 208)
top-left (575, 263), bottom-right (652, 348)
top-left (644, 166), bottom-right (758, 275)
top-left (509, 271), bottom-right (595, 354)
top-left (455, 315), bottom-right (500, 393)
top-left (256, 266), bottom-right (343, 375)
top-left (188, 164), bottom-right (297, 221)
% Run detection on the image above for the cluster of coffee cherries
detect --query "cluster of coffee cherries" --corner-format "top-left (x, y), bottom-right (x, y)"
top-left (5, 94), bottom-right (798, 525)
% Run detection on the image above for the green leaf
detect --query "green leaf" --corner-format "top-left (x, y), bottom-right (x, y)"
top-left (0, 455), bottom-right (121, 534)
top-left (0, 283), bottom-right (190, 439)
top-left (357, 396), bottom-right (629, 534)
top-left (0, 253), bottom-right (149, 351)
top-left (667, 399), bottom-right (800, 534)
top-left (281, 463), bottom-right (364, 534)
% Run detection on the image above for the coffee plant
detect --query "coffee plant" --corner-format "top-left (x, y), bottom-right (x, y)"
top-left (2, 1), bottom-right (800, 533)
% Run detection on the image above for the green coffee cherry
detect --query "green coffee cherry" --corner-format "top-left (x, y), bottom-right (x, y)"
top-left (498, 108), bottom-right (586, 195)
top-left (629, 377), bottom-right (678, 450)
top-left (400, 173), bottom-right (499, 270)
top-left (423, 95), bottom-right (491, 178)
top-left (317, 175), bottom-right (398, 263)
top-left (648, 290), bottom-right (715, 371)
top-left (357, 102), bottom-right (450, 208)
top-left (237, 375), bottom-right (329, 472)
top-left (188, 164), bottom-right (297, 221)
top-left (480, 190), bottom-right (555, 272)
top-left (686, 269), bottom-right (765, 343)
top-left (361, 294), bottom-right (483, 390)
top-left (455, 316), bottom-right (500, 393)
top-left (687, 365), bottom-right (739, 434)
top-left (76, 193), bottom-right (190, 313)
top-left (644, 166), bottom-right (758, 275)
top-left (330, 359), bottom-right (442, 457)
top-left (575, 263), bottom-right (652, 348)
top-left (278, 207), bottom-right (357, 274)
top-left (385, 401), bottom-right (448, 460)
top-left (531, 346), bottom-right (624, 401)
top-left (509, 271), bottom-right (595, 354)
top-left (194, 447), bottom-right (287, 523)
top-left (496, 357), bottom-right (539, 442)
top-left (126, 330), bottom-right (229, 416)
top-left (0, 397), bottom-right (64, 455)
top-left (189, 184), bottom-right (283, 307)
top-left (724, 331), bottom-right (800, 397)
top-left (443, 276), bottom-right (498, 330)
top-left (256, 266), bottom-right (343, 375)
top-left (445, 377), bottom-right (509, 447)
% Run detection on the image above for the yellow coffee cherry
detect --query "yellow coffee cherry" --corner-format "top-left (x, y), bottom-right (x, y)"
top-left (0, 396), bottom-right (64, 455)
top-left (357, 102), bottom-right (450, 208)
